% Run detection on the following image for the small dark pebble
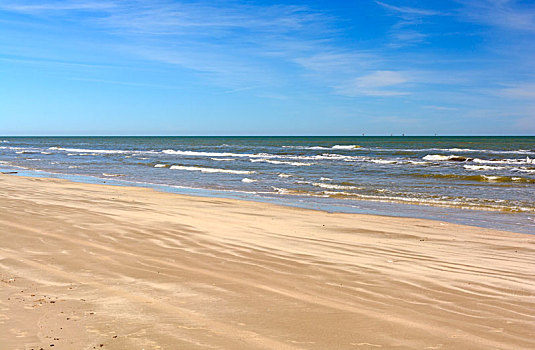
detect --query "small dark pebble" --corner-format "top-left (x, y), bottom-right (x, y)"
top-left (50, 345), bottom-right (54, 347)
top-left (50, 301), bottom-right (55, 303)
top-left (100, 344), bottom-right (104, 347)
top-left (113, 336), bottom-right (117, 338)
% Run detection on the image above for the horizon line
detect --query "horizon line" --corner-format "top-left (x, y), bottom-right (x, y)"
top-left (2, 134), bottom-right (534, 138)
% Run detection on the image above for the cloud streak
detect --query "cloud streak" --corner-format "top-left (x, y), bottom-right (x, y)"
top-left (0, 1), bottom-right (116, 13)
top-left (500, 83), bottom-right (535, 99)
top-left (336, 70), bottom-right (410, 97)
top-left (376, 1), bottom-right (441, 17)
top-left (1, 1), bottom-right (339, 90)
top-left (458, 0), bottom-right (535, 32)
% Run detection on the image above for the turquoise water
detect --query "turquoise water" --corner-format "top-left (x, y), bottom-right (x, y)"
top-left (1, 136), bottom-right (534, 233)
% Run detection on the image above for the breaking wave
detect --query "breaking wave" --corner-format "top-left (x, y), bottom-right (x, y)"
top-left (423, 154), bottom-right (472, 162)
top-left (169, 165), bottom-right (255, 175)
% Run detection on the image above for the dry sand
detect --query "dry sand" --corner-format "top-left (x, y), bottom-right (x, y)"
top-left (0, 174), bottom-right (534, 350)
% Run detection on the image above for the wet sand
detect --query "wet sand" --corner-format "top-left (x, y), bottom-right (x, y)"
top-left (0, 174), bottom-right (534, 349)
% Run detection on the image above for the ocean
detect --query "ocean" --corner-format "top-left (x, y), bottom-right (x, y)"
top-left (1, 136), bottom-right (534, 234)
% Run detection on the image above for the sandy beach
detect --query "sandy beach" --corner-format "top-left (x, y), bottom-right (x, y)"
top-left (0, 174), bottom-right (534, 350)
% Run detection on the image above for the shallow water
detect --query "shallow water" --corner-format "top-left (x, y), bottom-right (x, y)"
top-left (1, 136), bottom-right (534, 233)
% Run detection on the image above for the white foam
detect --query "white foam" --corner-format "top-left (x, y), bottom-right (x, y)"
top-left (282, 145), bottom-right (330, 150)
top-left (331, 145), bottom-right (361, 150)
top-left (211, 158), bottom-right (236, 161)
top-left (15, 151), bottom-right (39, 154)
top-left (312, 182), bottom-right (362, 190)
top-left (49, 146), bottom-right (131, 154)
top-left (464, 165), bottom-right (506, 171)
top-left (473, 156), bottom-right (534, 165)
top-left (250, 159), bottom-right (314, 166)
top-left (278, 173), bottom-right (292, 178)
top-left (102, 173), bottom-right (124, 177)
top-left (241, 178), bottom-right (257, 183)
top-left (447, 148), bottom-right (475, 152)
top-left (515, 167), bottom-right (535, 173)
top-left (385, 147), bottom-right (535, 155)
top-left (161, 149), bottom-right (367, 163)
top-left (423, 154), bottom-right (449, 161)
top-left (271, 186), bottom-right (292, 194)
top-left (154, 164), bottom-right (168, 168)
top-left (163, 149), bottom-right (254, 158)
top-left (444, 148), bottom-right (535, 155)
top-left (369, 159), bottom-right (397, 164)
top-left (312, 154), bottom-right (363, 161)
top-left (422, 154), bottom-right (470, 161)
top-left (320, 177), bottom-right (332, 181)
top-left (169, 165), bottom-right (254, 174)
top-left (481, 175), bottom-right (501, 182)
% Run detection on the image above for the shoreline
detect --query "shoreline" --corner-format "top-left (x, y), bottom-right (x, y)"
top-left (3, 167), bottom-right (534, 235)
top-left (1, 174), bottom-right (534, 349)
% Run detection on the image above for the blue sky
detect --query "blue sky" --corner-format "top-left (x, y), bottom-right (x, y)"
top-left (1, 0), bottom-right (534, 135)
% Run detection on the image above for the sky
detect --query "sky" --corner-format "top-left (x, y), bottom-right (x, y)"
top-left (1, 0), bottom-right (534, 136)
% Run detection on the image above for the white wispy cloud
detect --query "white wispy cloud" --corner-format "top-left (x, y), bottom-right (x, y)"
top-left (500, 83), bottom-right (535, 99)
top-left (388, 30), bottom-right (428, 48)
top-left (1, 1), bottom-right (337, 90)
top-left (4, 0), bottom-right (530, 113)
top-left (336, 70), bottom-right (410, 96)
top-left (97, 2), bottom-right (331, 36)
top-left (423, 105), bottom-right (458, 111)
top-left (355, 70), bottom-right (408, 87)
top-left (293, 52), bottom-right (375, 73)
top-left (376, 1), bottom-right (441, 17)
top-left (0, 1), bottom-right (116, 13)
top-left (0, 0), bottom-right (447, 101)
top-left (458, 0), bottom-right (535, 32)
top-left (375, 1), bottom-right (444, 48)
top-left (66, 77), bottom-right (185, 90)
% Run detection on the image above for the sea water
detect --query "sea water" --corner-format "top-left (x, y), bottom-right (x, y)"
top-left (1, 136), bottom-right (534, 234)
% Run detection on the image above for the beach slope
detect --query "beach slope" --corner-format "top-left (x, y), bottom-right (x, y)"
top-left (0, 175), bottom-right (534, 349)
